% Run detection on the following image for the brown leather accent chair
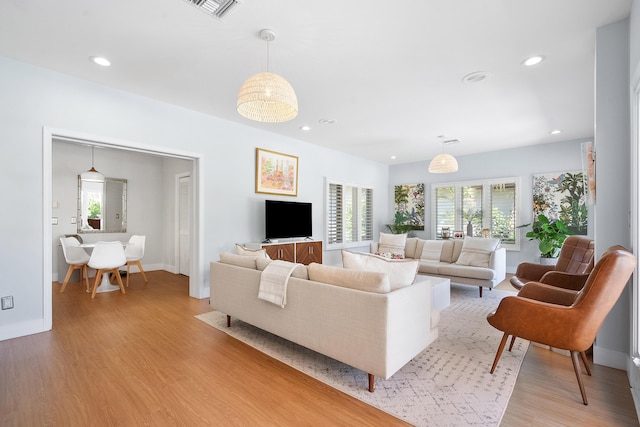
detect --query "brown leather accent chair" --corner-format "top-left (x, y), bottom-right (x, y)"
top-left (487, 246), bottom-right (636, 405)
top-left (510, 235), bottom-right (595, 291)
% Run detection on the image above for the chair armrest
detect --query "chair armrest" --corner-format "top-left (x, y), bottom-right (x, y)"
top-left (518, 281), bottom-right (579, 306)
top-left (513, 262), bottom-right (556, 282)
top-left (539, 271), bottom-right (589, 291)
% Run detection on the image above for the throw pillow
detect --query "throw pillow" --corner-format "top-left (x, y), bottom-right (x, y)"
top-left (420, 240), bottom-right (444, 261)
top-left (236, 244), bottom-right (269, 258)
top-left (377, 232), bottom-right (408, 258)
top-left (455, 236), bottom-right (501, 268)
top-left (307, 263), bottom-right (390, 294)
top-left (342, 250), bottom-right (418, 290)
top-left (219, 252), bottom-right (259, 269)
top-left (256, 257), bottom-right (309, 279)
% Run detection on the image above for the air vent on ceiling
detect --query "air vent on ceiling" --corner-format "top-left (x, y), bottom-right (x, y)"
top-left (443, 139), bottom-right (460, 145)
top-left (184, 0), bottom-right (240, 20)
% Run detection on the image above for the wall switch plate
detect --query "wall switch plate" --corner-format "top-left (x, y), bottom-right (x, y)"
top-left (1, 296), bottom-right (14, 310)
top-left (71, 217), bottom-right (76, 224)
top-left (52, 217), bottom-right (58, 225)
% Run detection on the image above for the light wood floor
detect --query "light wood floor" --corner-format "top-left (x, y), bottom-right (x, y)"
top-left (1, 271), bottom-right (637, 426)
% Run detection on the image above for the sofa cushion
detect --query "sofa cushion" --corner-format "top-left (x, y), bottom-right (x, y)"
top-left (377, 232), bottom-right (407, 258)
top-left (438, 263), bottom-right (496, 280)
top-left (455, 237), bottom-right (501, 268)
top-left (307, 263), bottom-right (390, 294)
top-left (236, 244), bottom-right (269, 258)
top-left (439, 240), bottom-right (456, 263)
top-left (256, 256), bottom-right (309, 279)
top-left (404, 237), bottom-right (420, 259)
top-left (417, 261), bottom-right (442, 275)
top-left (420, 240), bottom-right (443, 261)
top-left (219, 252), bottom-right (258, 269)
top-left (342, 250), bottom-right (418, 290)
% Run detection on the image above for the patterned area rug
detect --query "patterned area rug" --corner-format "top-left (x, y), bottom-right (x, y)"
top-left (195, 283), bottom-right (528, 426)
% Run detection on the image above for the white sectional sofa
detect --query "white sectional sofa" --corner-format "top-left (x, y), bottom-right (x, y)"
top-left (210, 253), bottom-right (440, 392)
top-left (371, 234), bottom-right (506, 297)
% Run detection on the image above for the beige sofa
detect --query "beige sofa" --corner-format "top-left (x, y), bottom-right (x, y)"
top-left (210, 254), bottom-right (440, 392)
top-left (371, 235), bottom-right (506, 297)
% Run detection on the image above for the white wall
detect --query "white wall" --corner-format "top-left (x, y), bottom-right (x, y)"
top-left (0, 56), bottom-right (388, 341)
top-left (389, 139), bottom-right (590, 273)
top-left (593, 19), bottom-right (631, 369)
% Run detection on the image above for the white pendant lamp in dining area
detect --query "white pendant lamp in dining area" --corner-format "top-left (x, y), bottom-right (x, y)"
top-left (80, 146), bottom-right (105, 182)
top-left (237, 29), bottom-right (298, 123)
top-left (428, 141), bottom-right (458, 174)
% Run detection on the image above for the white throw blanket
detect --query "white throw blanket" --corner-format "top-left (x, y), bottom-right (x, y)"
top-left (258, 260), bottom-right (299, 308)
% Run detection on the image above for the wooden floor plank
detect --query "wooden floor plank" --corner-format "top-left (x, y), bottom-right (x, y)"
top-left (0, 271), bottom-right (637, 426)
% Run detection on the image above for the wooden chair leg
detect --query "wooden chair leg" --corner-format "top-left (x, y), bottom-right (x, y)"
top-left (136, 261), bottom-right (148, 283)
top-left (580, 351), bottom-right (592, 376)
top-left (60, 265), bottom-right (74, 292)
top-left (570, 351), bottom-right (588, 405)
top-left (91, 270), bottom-right (103, 299)
top-left (82, 265), bottom-right (90, 292)
top-left (508, 335), bottom-right (516, 351)
top-left (126, 263), bottom-right (131, 287)
top-left (113, 269), bottom-right (126, 294)
top-left (490, 332), bottom-right (510, 374)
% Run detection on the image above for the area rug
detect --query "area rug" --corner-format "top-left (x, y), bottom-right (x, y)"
top-left (195, 284), bottom-right (528, 426)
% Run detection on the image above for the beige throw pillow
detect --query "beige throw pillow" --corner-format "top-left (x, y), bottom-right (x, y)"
top-left (377, 232), bottom-right (407, 258)
top-left (219, 252), bottom-right (259, 269)
top-left (455, 237), bottom-right (501, 268)
top-left (342, 250), bottom-right (418, 290)
top-left (236, 244), bottom-right (269, 258)
top-left (307, 263), bottom-right (390, 294)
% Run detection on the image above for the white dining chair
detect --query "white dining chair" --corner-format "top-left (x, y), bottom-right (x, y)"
top-left (123, 235), bottom-right (148, 287)
top-left (88, 241), bottom-right (126, 298)
top-left (59, 236), bottom-right (90, 293)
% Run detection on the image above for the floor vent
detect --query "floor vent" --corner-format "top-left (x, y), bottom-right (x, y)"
top-left (183, 0), bottom-right (240, 20)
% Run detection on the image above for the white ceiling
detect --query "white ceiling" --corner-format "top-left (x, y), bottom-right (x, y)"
top-left (0, 0), bottom-right (632, 164)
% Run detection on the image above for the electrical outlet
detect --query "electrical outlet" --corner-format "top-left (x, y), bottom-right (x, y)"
top-left (71, 217), bottom-right (76, 224)
top-left (1, 296), bottom-right (14, 310)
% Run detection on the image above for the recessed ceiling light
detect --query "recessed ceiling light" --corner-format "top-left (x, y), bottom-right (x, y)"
top-left (89, 56), bottom-right (111, 67)
top-left (390, 155), bottom-right (397, 160)
top-left (462, 71), bottom-right (489, 84)
top-left (299, 125), bottom-right (311, 131)
top-left (550, 129), bottom-right (562, 135)
top-left (522, 55), bottom-right (544, 66)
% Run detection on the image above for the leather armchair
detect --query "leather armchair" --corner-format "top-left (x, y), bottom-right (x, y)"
top-left (487, 246), bottom-right (636, 405)
top-left (510, 235), bottom-right (594, 290)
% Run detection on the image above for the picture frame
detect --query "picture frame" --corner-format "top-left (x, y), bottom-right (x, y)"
top-left (453, 231), bottom-right (464, 239)
top-left (256, 148), bottom-right (299, 196)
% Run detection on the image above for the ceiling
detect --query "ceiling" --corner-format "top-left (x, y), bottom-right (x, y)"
top-left (0, 0), bottom-right (632, 164)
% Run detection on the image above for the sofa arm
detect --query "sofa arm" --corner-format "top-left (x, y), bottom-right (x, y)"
top-left (489, 248), bottom-right (507, 282)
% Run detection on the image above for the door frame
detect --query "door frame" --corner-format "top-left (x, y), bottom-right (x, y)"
top-left (43, 127), bottom-right (205, 330)
top-left (175, 172), bottom-right (191, 276)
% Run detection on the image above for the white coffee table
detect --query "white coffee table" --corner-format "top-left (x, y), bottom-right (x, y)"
top-left (426, 276), bottom-right (451, 311)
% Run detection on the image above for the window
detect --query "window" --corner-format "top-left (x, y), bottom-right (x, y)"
top-left (431, 177), bottom-right (520, 249)
top-left (326, 179), bottom-right (374, 249)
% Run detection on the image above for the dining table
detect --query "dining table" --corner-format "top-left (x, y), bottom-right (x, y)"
top-left (80, 241), bottom-right (127, 293)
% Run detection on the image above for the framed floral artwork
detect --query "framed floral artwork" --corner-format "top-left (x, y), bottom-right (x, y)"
top-left (532, 171), bottom-right (588, 235)
top-left (393, 183), bottom-right (425, 230)
top-left (256, 148), bottom-right (298, 196)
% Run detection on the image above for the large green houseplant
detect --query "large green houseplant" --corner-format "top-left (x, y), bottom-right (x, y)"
top-left (521, 214), bottom-right (572, 258)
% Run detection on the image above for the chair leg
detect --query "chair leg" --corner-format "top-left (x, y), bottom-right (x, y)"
top-left (570, 351), bottom-right (589, 405)
top-left (91, 270), bottom-right (103, 299)
top-left (126, 263), bottom-right (131, 287)
top-left (508, 335), bottom-right (516, 352)
top-left (580, 351), bottom-right (592, 376)
top-left (490, 332), bottom-right (510, 374)
top-left (136, 261), bottom-right (148, 283)
top-left (83, 265), bottom-right (90, 292)
top-left (113, 269), bottom-right (126, 294)
top-left (60, 265), bottom-right (75, 292)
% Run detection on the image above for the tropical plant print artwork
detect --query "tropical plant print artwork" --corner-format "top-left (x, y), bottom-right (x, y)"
top-left (532, 171), bottom-right (588, 235)
top-left (255, 148), bottom-right (298, 196)
top-left (394, 183), bottom-right (425, 230)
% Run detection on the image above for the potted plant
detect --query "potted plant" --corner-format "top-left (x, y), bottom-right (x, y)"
top-left (520, 214), bottom-right (572, 262)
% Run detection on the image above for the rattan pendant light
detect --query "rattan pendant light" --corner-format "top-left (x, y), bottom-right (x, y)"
top-left (428, 142), bottom-right (458, 173)
top-left (237, 29), bottom-right (298, 123)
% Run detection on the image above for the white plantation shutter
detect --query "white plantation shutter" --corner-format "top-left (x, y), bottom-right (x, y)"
top-left (326, 179), bottom-right (374, 249)
top-left (361, 187), bottom-right (374, 241)
top-left (435, 186), bottom-right (455, 237)
top-left (327, 183), bottom-right (343, 245)
top-left (490, 182), bottom-right (516, 243)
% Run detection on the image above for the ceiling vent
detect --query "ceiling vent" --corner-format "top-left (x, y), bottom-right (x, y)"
top-left (184, 0), bottom-right (240, 20)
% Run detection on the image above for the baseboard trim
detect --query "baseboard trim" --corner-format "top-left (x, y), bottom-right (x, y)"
top-left (593, 344), bottom-right (628, 370)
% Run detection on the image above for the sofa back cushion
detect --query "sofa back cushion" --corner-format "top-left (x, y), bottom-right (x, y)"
top-left (377, 232), bottom-right (407, 258)
top-left (342, 250), bottom-right (418, 290)
top-left (307, 263), bottom-right (390, 293)
top-left (219, 252), bottom-right (259, 269)
top-left (455, 237), bottom-right (501, 268)
top-left (420, 240), bottom-right (444, 261)
top-left (404, 237), bottom-right (420, 259)
top-left (256, 256), bottom-right (309, 279)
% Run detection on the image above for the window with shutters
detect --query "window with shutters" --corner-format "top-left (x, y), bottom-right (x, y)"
top-left (431, 177), bottom-right (520, 249)
top-left (326, 179), bottom-right (374, 249)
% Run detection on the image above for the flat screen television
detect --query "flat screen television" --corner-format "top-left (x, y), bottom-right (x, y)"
top-left (265, 200), bottom-right (312, 240)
